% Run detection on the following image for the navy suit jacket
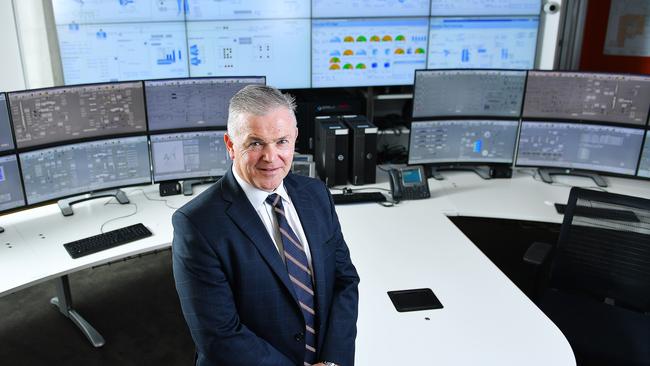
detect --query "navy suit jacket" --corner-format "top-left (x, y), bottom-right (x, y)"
top-left (172, 169), bottom-right (360, 366)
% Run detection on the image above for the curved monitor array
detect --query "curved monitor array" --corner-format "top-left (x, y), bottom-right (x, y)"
top-left (409, 69), bottom-right (650, 178)
top-left (0, 76), bottom-right (265, 214)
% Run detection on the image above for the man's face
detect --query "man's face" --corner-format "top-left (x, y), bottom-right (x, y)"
top-left (225, 107), bottom-right (298, 192)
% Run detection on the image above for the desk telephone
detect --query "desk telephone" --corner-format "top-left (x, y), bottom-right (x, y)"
top-left (388, 165), bottom-right (431, 201)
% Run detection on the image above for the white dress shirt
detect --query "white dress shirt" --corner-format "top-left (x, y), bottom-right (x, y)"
top-left (232, 168), bottom-right (313, 268)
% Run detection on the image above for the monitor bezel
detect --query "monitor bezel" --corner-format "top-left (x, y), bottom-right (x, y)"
top-left (635, 129), bottom-right (650, 180)
top-left (0, 152), bottom-right (27, 215)
top-left (0, 92), bottom-right (17, 154)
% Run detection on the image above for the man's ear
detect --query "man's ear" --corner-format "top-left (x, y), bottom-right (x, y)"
top-left (224, 133), bottom-right (236, 160)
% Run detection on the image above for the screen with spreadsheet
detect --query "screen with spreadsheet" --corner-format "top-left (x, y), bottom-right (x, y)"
top-left (413, 69), bottom-right (526, 118)
top-left (19, 136), bottom-right (151, 205)
top-left (8, 82), bottom-right (147, 149)
top-left (0, 155), bottom-right (25, 212)
top-left (638, 133), bottom-right (650, 178)
top-left (145, 77), bottom-right (265, 131)
top-left (523, 71), bottom-right (650, 126)
top-left (0, 94), bottom-right (14, 153)
top-left (427, 17), bottom-right (538, 69)
top-left (516, 121), bottom-right (644, 175)
top-left (150, 131), bottom-right (230, 182)
top-left (408, 119), bottom-right (519, 164)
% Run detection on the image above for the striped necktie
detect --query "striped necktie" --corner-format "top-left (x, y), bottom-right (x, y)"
top-left (266, 193), bottom-right (317, 365)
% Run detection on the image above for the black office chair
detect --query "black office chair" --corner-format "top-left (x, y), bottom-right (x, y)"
top-left (524, 187), bottom-right (650, 366)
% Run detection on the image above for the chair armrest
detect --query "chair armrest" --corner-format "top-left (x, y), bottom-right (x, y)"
top-left (524, 241), bottom-right (553, 266)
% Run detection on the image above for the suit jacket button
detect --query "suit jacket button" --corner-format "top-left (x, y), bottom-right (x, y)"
top-left (294, 332), bottom-right (304, 341)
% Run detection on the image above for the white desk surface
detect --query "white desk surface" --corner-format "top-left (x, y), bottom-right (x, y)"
top-left (0, 173), bottom-right (612, 365)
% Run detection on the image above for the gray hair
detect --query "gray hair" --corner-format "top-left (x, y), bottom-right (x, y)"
top-left (227, 85), bottom-right (297, 138)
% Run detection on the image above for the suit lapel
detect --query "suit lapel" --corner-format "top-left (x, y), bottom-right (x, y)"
top-left (222, 170), bottom-right (297, 303)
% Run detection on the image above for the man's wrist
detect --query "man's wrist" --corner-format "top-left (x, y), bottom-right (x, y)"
top-left (322, 362), bottom-right (338, 366)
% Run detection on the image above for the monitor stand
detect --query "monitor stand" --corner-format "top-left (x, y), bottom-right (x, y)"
top-left (57, 189), bottom-right (129, 217)
top-left (538, 168), bottom-right (608, 188)
top-left (430, 165), bottom-right (491, 181)
top-left (183, 178), bottom-right (217, 196)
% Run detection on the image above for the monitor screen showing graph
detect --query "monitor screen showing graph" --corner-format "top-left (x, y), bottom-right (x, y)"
top-left (150, 131), bottom-right (230, 182)
top-left (145, 77), bottom-right (265, 131)
top-left (427, 17), bottom-right (538, 69)
top-left (408, 119), bottom-right (519, 165)
top-left (19, 136), bottom-right (151, 205)
top-left (523, 71), bottom-right (650, 126)
top-left (412, 69), bottom-right (526, 118)
top-left (0, 94), bottom-right (14, 153)
top-left (312, 18), bottom-right (429, 87)
top-left (8, 82), bottom-right (147, 149)
top-left (516, 121), bottom-right (644, 176)
top-left (0, 155), bottom-right (25, 213)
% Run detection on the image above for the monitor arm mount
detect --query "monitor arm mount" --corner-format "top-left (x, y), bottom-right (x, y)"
top-left (429, 165), bottom-right (492, 180)
top-left (538, 168), bottom-right (608, 188)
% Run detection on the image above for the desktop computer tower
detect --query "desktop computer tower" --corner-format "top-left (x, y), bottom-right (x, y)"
top-left (294, 90), bottom-right (365, 154)
top-left (315, 116), bottom-right (349, 187)
top-left (341, 115), bottom-right (377, 185)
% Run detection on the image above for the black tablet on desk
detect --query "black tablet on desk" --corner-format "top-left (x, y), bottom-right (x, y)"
top-left (387, 288), bottom-right (443, 312)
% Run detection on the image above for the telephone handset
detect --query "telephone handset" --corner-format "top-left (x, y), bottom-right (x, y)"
top-left (388, 165), bottom-right (431, 201)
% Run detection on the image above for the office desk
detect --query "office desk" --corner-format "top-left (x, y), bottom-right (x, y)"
top-left (0, 175), bottom-right (580, 365)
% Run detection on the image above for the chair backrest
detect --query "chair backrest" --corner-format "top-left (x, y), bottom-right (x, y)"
top-left (550, 187), bottom-right (650, 311)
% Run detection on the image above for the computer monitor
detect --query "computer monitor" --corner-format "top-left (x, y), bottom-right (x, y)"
top-left (187, 19), bottom-right (310, 89)
top-left (55, 22), bottom-right (189, 85)
top-left (312, 0), bottom-right (430, 17)
top-left (427, 17), bottom-right (539, 69)
top-left (523, 71), bottom-right (650, 126)
top-left (144, 77), bottom-right (265, 132)
top-left (408, 119), bottom-right (519, 165)
top-left (412, 69), bottom-right (527, 118)
top-left (52, 0), bottom-right (186, 24)
top-left (516, 121), bottom-right (645, 176)
top-left (19, 136), bottom-right (151, 205)
top-left (638, 132), bottom-right (650, 178)
top-left (312, 18), bottom-right (429, 88)
top-left (430, 0), bottom-right (541, 16)
top-left (0, 154), bottom-right (25, 213)
top-left (8, 81), bottom-right (147, 149)
top-left (185, 0), bottom-right (310, 20)
top-left (0, 94), bottom-right (14, 153)
top-left (150, 131), bottom-right (230, 183)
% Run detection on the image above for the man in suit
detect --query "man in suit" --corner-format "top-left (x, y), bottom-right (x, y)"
top-left (172, 85), bottom-right (360, 366)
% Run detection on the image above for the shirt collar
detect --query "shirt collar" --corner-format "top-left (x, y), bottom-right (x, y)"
top-left (232, 167), bottom-right (291, 209)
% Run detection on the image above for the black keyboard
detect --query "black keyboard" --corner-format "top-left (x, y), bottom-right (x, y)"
top-left (63, 223), bottom-right (153, 259)
top-left (332, 192), bottom-right (387, 205)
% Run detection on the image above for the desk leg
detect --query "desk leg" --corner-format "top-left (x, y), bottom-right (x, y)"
top-left (50, 275), bottom-right (106, 348)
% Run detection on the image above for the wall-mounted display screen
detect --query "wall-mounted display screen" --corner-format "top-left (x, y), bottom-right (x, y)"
top-left (516, 121), bottom-right (644, 176)
top-left (427, 17), bottom-right (538, 69)
top-left (313, 0), bottom-right (430, 18)
top-left (150, 131), bottom-right (230, 182)
top-left (52, 0), bottom-right (185, 24)
top-left (430, 0), bottom-right (541, 16)
top-left (312, 18), bottom-right (429, 87)
top-left (185, 0), bottom-right (310, 20)
top-left (523, 71), bottom-right (650, 126)
top-left (413, 69), bottom-right (526, 118)
top-left (20, 136), bottom-right (151, 205)
top-left (8, 82), bottom-right (146, 149)
top-left (187, 19), bottom-right (311, 89)
top-left (145, 77), bottom-right (265, 131)
top-left (0, 94), bottom-right (14, 152)
top-left (408, 119), bottom-right (519, 164)
top-left (0, 155), bottom-right (25, 212)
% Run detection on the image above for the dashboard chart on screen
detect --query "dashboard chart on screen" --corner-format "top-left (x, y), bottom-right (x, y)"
top-left (427, 17), bottom-right (538, 69)
top-left (187, 19), bottom-right (310, 89)
top-left (52, 0), bottom-right (185, 24)
top-left (145, 77), bottom-right (265, 131)
top-left (8, 82), bottom-right (146, 149)
top-left (185, 0), bottom-right (310, 20)
top-left (0, 94), bottom-right (14, 153)
top-left (516, 121), bottom-right (645, 176)
top-left (0, 155), bottom-right (25, 213)
top-left (19, 136), bottom-right (151, 205)
top-left (56, 22), bottom-right (189, 84)
top-left (412, 69), bottom-right (526, 118)
top-left (150, 131), bottom-right (230, 183)
top-left (409, 119), bottom-right (519, 165)
top-left (312, 0), bottom-right (430, 17)
top-left (523, 72), bottom-right (650, 126)
top-left (312, 18), bottom-right (428, 87)
top-left (430, 0), bottom-right (541, 16)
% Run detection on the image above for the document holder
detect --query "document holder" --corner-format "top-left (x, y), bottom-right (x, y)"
top-left (387, 288), bottom-right (443, 312)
